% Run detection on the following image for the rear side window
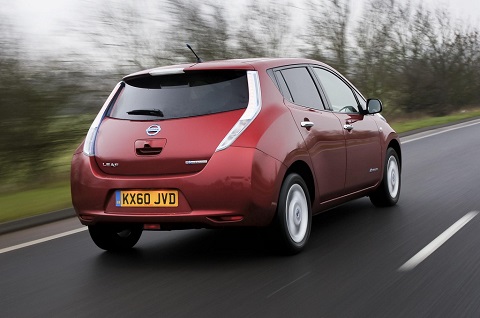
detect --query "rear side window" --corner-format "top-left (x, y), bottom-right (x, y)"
top-left (109, 71), bottom-right (249, 120)
top-left (278, 67), bottom-right (324, 110)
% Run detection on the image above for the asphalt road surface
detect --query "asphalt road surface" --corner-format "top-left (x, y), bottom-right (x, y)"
top-left (2, 119), bottom-right (480, 318)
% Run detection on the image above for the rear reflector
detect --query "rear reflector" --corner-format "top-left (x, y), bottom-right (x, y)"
top-left (209, 216), bottom-right (244, 223)
top-left (79, 215), bottom-right (94, 222)
top-left (144, 224), bottom-right (161, 230)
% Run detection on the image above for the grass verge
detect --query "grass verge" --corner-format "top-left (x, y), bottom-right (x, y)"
top-left (390, 109), bottom-right (480, 134)
top-left (0, 182), bottom-right (71, 223)
top-left (1, 109), bottom-right (480, 224)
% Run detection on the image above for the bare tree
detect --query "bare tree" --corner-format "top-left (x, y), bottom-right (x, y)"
top-left (80, 0), bottom-right (172, 73)
top-left (166, 0), bottom-right (233, 62)
top-left (236, 0), bottom-right (293, 58)
top-left (303, 0), bottom-right (351, 74)
top-left (351, 0), bottom-right (412, 113)
top-left (236, 1), bottom-right (268, 58)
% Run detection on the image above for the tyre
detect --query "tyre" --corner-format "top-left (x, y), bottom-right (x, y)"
top-left (274, 173), bottom-right (312, 254)
top-left (370, 147), bottom-right (401, 207)
top-left (88, 223), bottom-right (143, 251)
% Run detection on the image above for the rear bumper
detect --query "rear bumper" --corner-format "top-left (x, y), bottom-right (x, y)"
top-left (71, 147), bottom-right (283, 228)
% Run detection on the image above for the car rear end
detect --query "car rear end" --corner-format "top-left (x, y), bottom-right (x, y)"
top-left (71, 64), bottom-right (283, 231)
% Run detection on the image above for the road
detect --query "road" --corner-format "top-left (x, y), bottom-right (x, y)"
top-left (1, 119), bottom-right (480, 317)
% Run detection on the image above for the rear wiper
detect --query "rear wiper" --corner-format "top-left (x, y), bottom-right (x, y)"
top-left (127, 109), bottom-right (164, 117)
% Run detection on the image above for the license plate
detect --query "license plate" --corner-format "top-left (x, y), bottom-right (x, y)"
top-left (115, 190), bottom-right (178, 207)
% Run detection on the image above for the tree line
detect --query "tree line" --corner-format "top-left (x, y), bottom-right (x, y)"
top-left (1, 0), bottom-right (480, 188)
top-left (90, 0), bottom-right (480, 114)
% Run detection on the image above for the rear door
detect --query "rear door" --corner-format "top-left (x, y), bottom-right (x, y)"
top-left (312, 67), bottom-right (382, 192)
top-left (275, 66), bottom-right (346, 203)
top-left (94, 70), bottom-right (249, 176)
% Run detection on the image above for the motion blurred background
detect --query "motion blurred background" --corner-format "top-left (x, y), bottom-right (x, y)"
top-left (1, 0), bottom-right (480, 221)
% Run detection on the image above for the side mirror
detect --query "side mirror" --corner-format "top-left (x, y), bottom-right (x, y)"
top-left (366, 99), bottom-right (382, 114)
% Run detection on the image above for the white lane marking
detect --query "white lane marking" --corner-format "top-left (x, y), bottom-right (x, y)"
top-left (0, 227), bottom-right (88, 255)
top-left (399, 211), bottom-right (478, 271)
top-left (401, 120), bottom-right (480, 144)
top-left (267, 272), bottom-right (311, 298)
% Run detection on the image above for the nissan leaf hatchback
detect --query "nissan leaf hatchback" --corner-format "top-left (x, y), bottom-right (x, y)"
top-left (71, 58), bottom-right (401, 254)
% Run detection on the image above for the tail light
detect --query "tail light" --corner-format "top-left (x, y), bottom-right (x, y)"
top-left (215, 71), bottom-right (262, 152)
top-left (83, 82), bottom-right (123, 156)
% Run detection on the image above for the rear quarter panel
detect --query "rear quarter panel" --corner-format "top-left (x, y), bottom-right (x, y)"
top-left (232, 69), bottom-right (314, 212)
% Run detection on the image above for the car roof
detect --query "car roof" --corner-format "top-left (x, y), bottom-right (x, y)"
top-left (124, 58), bottom-right (331, 79)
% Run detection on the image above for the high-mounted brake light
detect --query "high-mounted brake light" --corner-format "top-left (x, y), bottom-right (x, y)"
top-left (216, 71), bottom-right (262, 152)
top-left (83, 82), bottom-right (123, 156)
top-left (149, 68), bottom-right (185, 76)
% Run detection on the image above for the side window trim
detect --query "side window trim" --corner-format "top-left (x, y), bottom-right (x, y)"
top-left (354, 90), bottom-right (367, 112)
top-left (308, 66), bottom-right (333, 111)
top-left (274, 70), bottom-right (294, 102)
top-left (267, 69), bottom-right (279, 90)
top-left (305, 65), bottom-right (330, 111)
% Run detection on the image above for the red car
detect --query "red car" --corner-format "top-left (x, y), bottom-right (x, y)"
top-left (71, 58), bottom-right (401, 254)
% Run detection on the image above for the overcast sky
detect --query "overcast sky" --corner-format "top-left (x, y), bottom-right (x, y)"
top-left (4, 0), bottom-right (480, 58)
top-left (9, 0), bottom-right (480, 29)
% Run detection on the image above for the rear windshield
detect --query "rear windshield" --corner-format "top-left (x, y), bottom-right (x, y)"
top-left (108, 71), bottom-right (249, 120)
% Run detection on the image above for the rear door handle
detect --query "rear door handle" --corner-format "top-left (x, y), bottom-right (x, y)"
top-left (343, 124), bottom-right (354, 131)
top-left (301, 121), bottom-right (314, 128)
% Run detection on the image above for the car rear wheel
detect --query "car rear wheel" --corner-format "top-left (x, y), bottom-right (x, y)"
top-left (370, 147), bottom-right (401, 207)
top-left (274, 173), bottom-right (312, 254)
top-left (88, 223), bottom-right (143, 251)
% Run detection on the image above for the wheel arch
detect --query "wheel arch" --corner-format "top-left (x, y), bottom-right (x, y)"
top-left (387, 139), bottom-right (402, 170)
top-left (283, 160), bottom-right (316, 206)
